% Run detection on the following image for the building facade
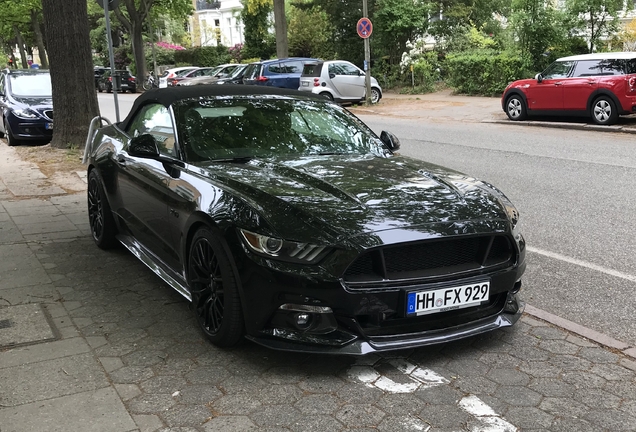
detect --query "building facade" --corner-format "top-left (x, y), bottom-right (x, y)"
top-left (190, 0), bottom-right (245, 47)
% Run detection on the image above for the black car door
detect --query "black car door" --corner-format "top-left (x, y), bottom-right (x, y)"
top-left (116, 103), bottom-right (183, 270)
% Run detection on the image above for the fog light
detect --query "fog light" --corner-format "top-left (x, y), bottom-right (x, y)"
top-left (296, 313), bottom-right (310, 326)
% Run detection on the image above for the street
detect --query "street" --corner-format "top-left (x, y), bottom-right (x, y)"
top-left (0, 92), bottom-right (634, 431)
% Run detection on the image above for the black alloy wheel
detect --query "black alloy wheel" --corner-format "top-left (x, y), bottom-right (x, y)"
top-left (188, 228), bottom-right (244, 347)
top-left (506, 95), bottom-right (527, 121)
top-left (4, 117), bottom-right (19, 146)
top-left (87, 170), bottom-right (118, 249)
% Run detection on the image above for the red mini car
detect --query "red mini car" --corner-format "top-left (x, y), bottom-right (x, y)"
top-left (502, 52), bottom-right (636, 125)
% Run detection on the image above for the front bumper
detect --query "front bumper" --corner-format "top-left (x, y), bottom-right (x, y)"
top-left (234, 238), bottom-right (526, 355)
top-left (8, 115), bottom-right (53, 140)
top-left (247, 293), bottom-right (524, 355)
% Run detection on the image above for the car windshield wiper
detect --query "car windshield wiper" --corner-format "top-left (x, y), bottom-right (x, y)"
top-left (208, 156), bottom-right (254, 163)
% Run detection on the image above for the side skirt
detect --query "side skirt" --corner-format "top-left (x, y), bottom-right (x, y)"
top-left (117, 234), bottom-right (192, 302)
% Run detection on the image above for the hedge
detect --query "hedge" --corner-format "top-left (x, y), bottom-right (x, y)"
top-left (445, 50), bottom-right (528, 96)
top-left (173, 46), bottom-right (232, 67)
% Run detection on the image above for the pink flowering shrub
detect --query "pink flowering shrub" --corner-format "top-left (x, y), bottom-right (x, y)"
top-left (156, 41), bottom-right (186, 51)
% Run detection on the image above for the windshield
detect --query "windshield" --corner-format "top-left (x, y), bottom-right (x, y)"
top-left (9, 74), bottom-right (52, 97)
top-left (203, 66), bottom-right (222, 77)
top-left (176, 97), bottom-right (388, 162)
top-left (228, 65), bottom-right (247, 79)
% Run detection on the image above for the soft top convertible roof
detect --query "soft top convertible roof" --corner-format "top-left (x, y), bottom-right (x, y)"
top-left (119, 84), bottom-right (323, 130)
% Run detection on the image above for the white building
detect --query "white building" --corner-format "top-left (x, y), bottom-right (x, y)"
top-left (190, 0), bottom-right (245, 47)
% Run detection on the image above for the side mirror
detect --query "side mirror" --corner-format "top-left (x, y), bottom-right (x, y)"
top-left (129, 134), bottom-right (160, 158)
top-left (380, 130), bottom-right (400, 152)
top-left (535, 73), bottom-right (543, 83)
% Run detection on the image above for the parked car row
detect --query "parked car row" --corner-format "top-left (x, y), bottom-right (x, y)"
top-left (161, 58), bottom-right (384, 105)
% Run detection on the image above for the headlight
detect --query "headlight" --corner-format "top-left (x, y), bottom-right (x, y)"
top-left (239, 229), bottom-right (330, 264)
top-left (13, 109), bottom-right (38, 119)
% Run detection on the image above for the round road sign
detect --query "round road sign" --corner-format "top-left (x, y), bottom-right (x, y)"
top-left (357, 18), bottom-right (373, 39)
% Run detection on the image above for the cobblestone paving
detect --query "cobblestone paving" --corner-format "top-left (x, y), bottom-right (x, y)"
top-left (3, 195), bottom-right (636, 431)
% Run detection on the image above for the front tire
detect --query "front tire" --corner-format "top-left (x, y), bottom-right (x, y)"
top-left (188, 227), bottom-right (244, 347)
top-left (87, 170), bottom-right (118, 249)
top-left (505, 94), bottom-right (527, 121)
top-left (4, 118), bottom-right (19, 146)
top-left (591, 96), bottom-right (618, 125)
top-left (370, 87), bottom-right (381, 104)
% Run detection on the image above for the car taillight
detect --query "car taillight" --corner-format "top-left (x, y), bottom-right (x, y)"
top-left (128, 77), bottom-right (135, 82)
top-left (313, 78), bottom-right (320, 87)
top-left (168, 73), bottom-right (175, 78)
top-left (629, 77), bottom-right (636, 88)
top-left (256, 76), bottom-right (268, 82)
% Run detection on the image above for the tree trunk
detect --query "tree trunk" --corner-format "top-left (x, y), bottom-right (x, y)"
top-left (42, 0), bottom-right (100, 149)
top-left (273, 0), bottom-right (288, 59)
top-left (13, 26), bottom-right (28, 69)
top-left (131, 21), bottom-right (146, 80)
top-left (31, 10), bottom-right (49, 69)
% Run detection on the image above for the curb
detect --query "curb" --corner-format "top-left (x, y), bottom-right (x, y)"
top-left (485, 119), bottom-right (636, 134)
top-left (524, 304), bottom-right (636, 367)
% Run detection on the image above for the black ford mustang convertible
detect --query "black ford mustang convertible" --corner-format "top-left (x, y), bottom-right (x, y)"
top-left (85, 86), bottom-right (525, 355)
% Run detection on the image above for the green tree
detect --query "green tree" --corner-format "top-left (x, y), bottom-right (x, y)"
top-left (509, 0), bottom-right (566, 70)
top-left (0, 0), bottom-right (48, 68)
top-left (566, 0), bottom-right (623, 52)
top-left (373, 0), bottom-right (429, 64)
top-left (241, 0), bottom-right (275, 59)
top-left (287, 4), bottom-right (333, 58)
top-left (112, 0), bottom-right (192, 80)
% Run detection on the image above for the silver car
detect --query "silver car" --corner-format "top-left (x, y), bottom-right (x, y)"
top-left (298, 60), bottom-right (382, 104)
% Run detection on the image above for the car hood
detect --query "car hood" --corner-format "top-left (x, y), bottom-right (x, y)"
top-left (10, 95), bottom-right (53, 109)
top-left (191, 154), bottom-right (510, 245)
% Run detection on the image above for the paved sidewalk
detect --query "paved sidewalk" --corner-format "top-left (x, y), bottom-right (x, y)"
top-left (1, 139), bottom-right (636, 431)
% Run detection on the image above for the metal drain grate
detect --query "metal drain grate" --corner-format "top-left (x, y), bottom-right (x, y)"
top-left (0, 319), bottom-right (13, 329)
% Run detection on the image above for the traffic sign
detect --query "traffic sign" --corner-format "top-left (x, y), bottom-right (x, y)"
top-left (357, 17), bottom-right (373, 39)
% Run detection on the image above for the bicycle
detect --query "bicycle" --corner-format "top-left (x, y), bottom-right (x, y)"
top-left (142, 71), bottom-right (158, 91)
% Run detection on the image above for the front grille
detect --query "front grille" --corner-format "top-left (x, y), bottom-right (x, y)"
top-left (343, 235), bottom-right (514, 287)
top-left (43, 110), bottom-right (53, 120)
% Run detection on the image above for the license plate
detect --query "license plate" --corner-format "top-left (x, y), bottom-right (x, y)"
top-left (45, 123), bottom-right (53, 130)
top-left (407, 281), bottom-right (490, 316)
top-left (302, 81), bottom-right (309, 87)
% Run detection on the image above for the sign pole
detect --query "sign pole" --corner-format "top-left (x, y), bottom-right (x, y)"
top-left (102, 1), bottom-right (120, 122)
top-left (362, 0), bottom-right (371, 106)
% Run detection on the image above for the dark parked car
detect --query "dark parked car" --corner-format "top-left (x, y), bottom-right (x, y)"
top-left (94, 66), bottom-right (108, 89)
top-left (243, 58), bottom-right (319, 89)
top-left (178, 64), bottom-right (244, 86)
top-left (97, 70), bottom-right (137, 93)
top-left (215, 64), bottom-right (248, 85)
top-left (0, 68), bottom-right (53, 146)
top-left (85, 86), bottom-right (525, 354)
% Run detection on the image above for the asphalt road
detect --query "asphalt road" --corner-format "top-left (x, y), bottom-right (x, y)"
top-left (97, 92), bottom-right (636, 348)
top-left (358, 115), bottom-right (636, 347)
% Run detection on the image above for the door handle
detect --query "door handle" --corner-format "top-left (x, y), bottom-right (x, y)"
top-left (554, 82), bottom-right (563, 86)
top-left (587, 81), bottom-right (596, 85)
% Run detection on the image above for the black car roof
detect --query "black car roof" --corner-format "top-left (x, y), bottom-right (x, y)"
top-left (120, 85), bottom-right (323, 129)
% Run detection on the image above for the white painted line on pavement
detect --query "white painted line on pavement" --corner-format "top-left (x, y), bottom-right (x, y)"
top-left (527, 246), bottom-right (636, 284)
top-left (347, 358), bottom-right (518, 431)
